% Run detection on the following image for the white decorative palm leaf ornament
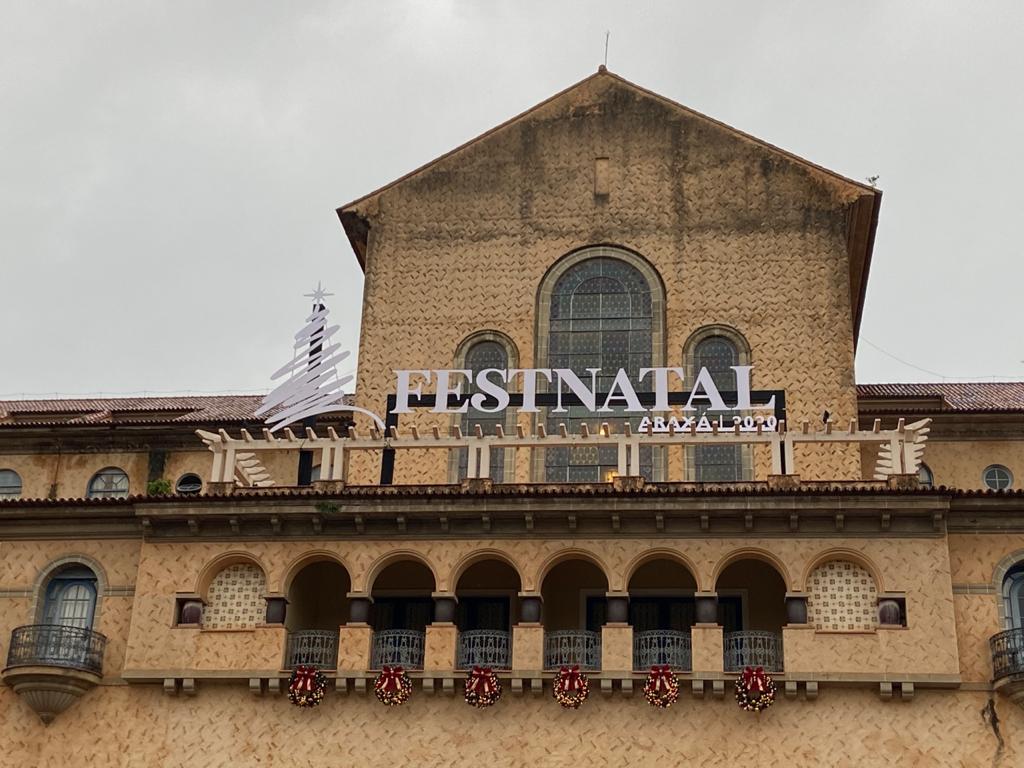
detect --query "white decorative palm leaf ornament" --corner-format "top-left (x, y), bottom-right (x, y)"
top-left (255, 284), bottom-right (385, 432)
top-left (873, 418), bottom-right (931, 479)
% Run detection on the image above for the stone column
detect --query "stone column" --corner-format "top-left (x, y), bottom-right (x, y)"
top-left (347, 595), bottom-right (373, 624)
top-left (785, 593), bottom-right (809, 625)
top-left (338, 594), bottom-right (373, 671)
top-left (601, 592), bottom-right (632, 673)
top-left (424, 593), bottom-right (458, 672)
top-left (694, 591), bottom-right (718, 624)
top-left (690, 623), bottom-right (724, 674)
top-left (264, 596), bottom-right (287, 626)
top-left (513, 593), bottom-right (544, 672)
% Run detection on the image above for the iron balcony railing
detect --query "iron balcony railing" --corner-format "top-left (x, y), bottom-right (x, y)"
top-left (724, 630), bottom-right (783, 672)
top-left (457, 630), bottom-right (511, 670)
top-left (544, 630), bottom-right (601, 671)
top-left (991, 628), bottom-right (1024, 680)
top-left (285, 630), bottom-right (339, 669)
top-left (5, 624), bottom-right (107, 675)
top-left (371, 629), bottom-right (426, 670)
top-left (633, 630), bottom-right (692, 671)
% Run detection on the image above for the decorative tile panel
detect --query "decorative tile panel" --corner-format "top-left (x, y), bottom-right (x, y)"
top-left (807, 560), bottom-right (877, 631)
top-left (203, 563), bottom-right (265, 629)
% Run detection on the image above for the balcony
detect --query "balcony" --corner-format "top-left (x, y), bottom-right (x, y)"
top-left (371, 630), bottom-right (425, 670)
top-left (544, 630), bottom-right (601, 671)
top-left (2, 625), bottom-right (107, 724)
top-left (724, 631), bottom-right (783, 673)
top-left (633, 630), bottom-right (692, 671)
top-left (286, 630), bottom-right (339, 670)
top-left (457, 630), bottom-right (511, 670)
top-left (991, 628), bottom-right (1024, 705)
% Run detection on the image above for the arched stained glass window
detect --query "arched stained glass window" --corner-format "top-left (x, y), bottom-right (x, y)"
top-left (457, 340), bottom-right (509, 480)
top-left (693, 335), bottom-right (743, 482)
top-left (545, 257), bottom-right (654, 482)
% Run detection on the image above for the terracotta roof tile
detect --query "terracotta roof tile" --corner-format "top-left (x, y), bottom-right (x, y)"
top-left (857, 382), bottom-right (1024, 412)
top-left (0, 394), bottom-right (354, 427)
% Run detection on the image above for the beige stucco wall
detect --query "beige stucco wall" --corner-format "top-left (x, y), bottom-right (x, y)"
top-left (109, 535), bottom-right (962, 678)
top-left (922, 440), bottom-right (1024, 490)
top-left (0, 446), bottom-right (303, 500)
top-left (1, 684), bottom-right (1021, 767)
top-left (347, 74), bottom-right (864, 485)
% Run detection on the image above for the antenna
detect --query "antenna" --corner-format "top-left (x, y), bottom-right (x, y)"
top-left (604, 31), bottom-right (610, 68)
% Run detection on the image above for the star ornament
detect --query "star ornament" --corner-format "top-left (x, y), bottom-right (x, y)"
top-left (304, 281), bottom-right (334, 303)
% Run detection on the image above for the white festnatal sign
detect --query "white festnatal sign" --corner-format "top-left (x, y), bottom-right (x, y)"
top-left (260, 286), bottom-right (777, 433)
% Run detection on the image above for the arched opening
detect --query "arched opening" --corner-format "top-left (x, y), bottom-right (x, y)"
top-left (203, 561), bottom-right (266, 630)
top-left (806, 559), bottom-right (879, 631)
top-left (13, 563), bottom-right (108, 674)
top-left (454, 559), bottom-right (521, 669)
top-left (627, 558), bottom-right (698, 670)
top-left (1003, 563), bottom-right (1024, 631)
top-left (716, 558), bottom-right (787, 671)
top-left (284, 560), bottom-right (351, 669)
top-left (40, 564), bottom-right (98, 630)
top-left (540, 558), bottom-right (609, 670)
top-left (369, 559), bottom-right (436, 669)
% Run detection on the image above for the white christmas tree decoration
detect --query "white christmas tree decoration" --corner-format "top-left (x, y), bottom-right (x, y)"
top-left (255, 283), bottom-right (385, 432)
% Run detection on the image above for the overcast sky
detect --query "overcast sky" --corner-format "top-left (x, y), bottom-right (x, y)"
top-left (2, 1), bottom-right (1022, 398)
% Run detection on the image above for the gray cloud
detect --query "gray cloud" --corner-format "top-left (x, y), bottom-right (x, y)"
top-left (1, 0), bottom-right (1021, 397)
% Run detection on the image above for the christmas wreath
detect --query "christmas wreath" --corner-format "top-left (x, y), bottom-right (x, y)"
top-left (552, 665), bottom-right (589, 709)
top-left (735, 666), bottom-right (776, 712)
top-left (643, 664), bottom-right (679, 709)
top-left (374, 665), bottom-right (413, 706)
top-left (288, 665), bottom-right (327, 708)
top-left (464, 666), bottom-right (502, 708)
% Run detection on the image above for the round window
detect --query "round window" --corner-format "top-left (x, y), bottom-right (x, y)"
top-left (175, 473), bottom-right (203, 495)
top-left (984, 465), bottom-right (1013, 491)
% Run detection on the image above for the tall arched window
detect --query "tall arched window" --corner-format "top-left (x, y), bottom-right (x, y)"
top-left (456, 338), bottom-right (511, 481)
top-left (1004, 564), bottom-right (1024, 630)
top-left (691, 334), bottom-right (745, 482)
top-left (541, 251), bottom-right (662, 482)
top-left (42, 565), bottom-right (99, 630)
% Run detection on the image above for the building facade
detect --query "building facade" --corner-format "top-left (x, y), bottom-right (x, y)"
top-left (3, 69), bottom-right (1024, 766)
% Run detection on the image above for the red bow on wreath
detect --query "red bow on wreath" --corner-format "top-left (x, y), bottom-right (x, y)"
top-left (378, 665), bottom-right (406, 693)
top-left (742, 666), bottom-right (768, 694)
top-left (557, 665), bottom-right (584, 693)
top-left (467, 666), bottom-right (497, 695)
top-left (648, 664), bottom-right (674, 692)
top-left (292, 665), bottom-right (318, 692)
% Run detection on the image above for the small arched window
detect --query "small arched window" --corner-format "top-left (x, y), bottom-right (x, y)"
top-left (984, 465), bottom-right (1013, 491)
top-left (175, 473), bottom-right (203, 495)
top-left (457, 340), bottom-right (510, 481)
top-left (204, 562), bottom-right (266, 629)
top-left (42, 565), bottom-right (98, 630)
top-left (917, 463), bottom-right (934, 489)
top-left (692, 335), bottom-right (744, 482)
top-left (87, 467), bottom-right (129, 499)
top-left (0, 469), bottom-right (22, 499)
top-left (806, 560), bottom-right (878, 631)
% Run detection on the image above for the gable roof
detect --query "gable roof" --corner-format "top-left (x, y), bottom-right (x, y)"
top-left (857, 382), bottom-right (1024, 414)
top-left (336, 67), bottom-right (882, 338)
